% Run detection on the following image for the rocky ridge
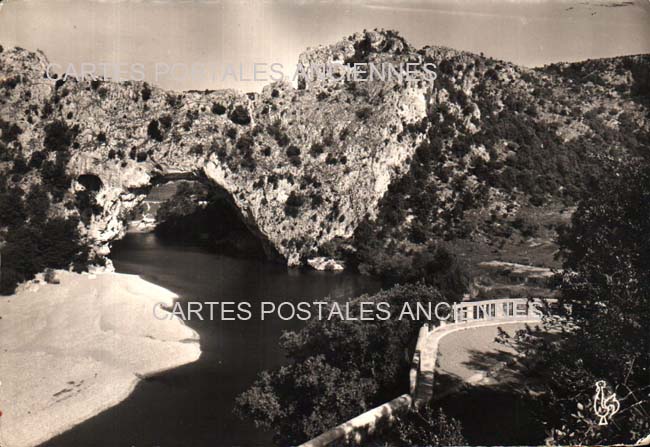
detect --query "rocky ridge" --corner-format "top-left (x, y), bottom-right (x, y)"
top-left (0, 31), bottom-right (431, 266)
top-left (1, 30), bottom-right (649, 273)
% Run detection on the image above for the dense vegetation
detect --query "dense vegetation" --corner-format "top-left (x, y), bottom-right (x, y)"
top-left (235, 283), bottom-right (463, 445)
top-left (350, 48), bottom-right (650, 300)
top-left (0, 172), bottom-right (89, 294)
top-left (1, 34), bottom-right (649, 445)
top-left (499, 161), bottom-right (650, 444)
top-left (0, 113), bottom-right (97, 294)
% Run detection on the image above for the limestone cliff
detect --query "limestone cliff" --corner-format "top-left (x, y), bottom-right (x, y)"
top-left (1, 30), bottom-right (649, 271)
top-left (0, 31), bottom-right (429, 266)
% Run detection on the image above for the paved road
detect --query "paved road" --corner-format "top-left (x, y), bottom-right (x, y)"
top-left (436, 323), bottom-right (532, 385)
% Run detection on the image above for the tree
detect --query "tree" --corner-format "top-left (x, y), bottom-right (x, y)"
top-left (141, 84), bottom-right (152, 101)
top-left (40, 153), bottom-right (71, 200)
top-left (211, 102), bottom-right (226, 115)
top-left (502, 161), bottom-right (650, 444)
top-left (236, 284), bottom-right (449, 445)
top-left (235, 355), bottom-right (377, 446)
top-left (229, 105), bottom-right (251, 125)
top-left (28, 150), bottom-right (46, 169)
top-left (389, 405), bottom-right (466, 446)
top-left (355, 240), bottom-right (469, 302)
top-left (25, 185), bottom-right (50, 224)
top-left (43, 120), bottom-right (73, 152)
top-left (284, 191), bottom-right (304, 218)
top-left (0, 186), bottom-right (26, 227)
top-left (0, 167), bottom-right (88, 294)
top-left (147, 119), bottom-right (164, 142)
top-left (283, 284), bottom-right (445, 396)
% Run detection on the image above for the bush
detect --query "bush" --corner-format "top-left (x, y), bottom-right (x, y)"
top-left (25, 185), bottom-right (49, 224)
top-left (310, 143), bottom-right (324, 157)
top-left (11, 155), bottom-right (29, 174)
top-left (159, 114), bottom-right (173, 129)
top-left (286, 145), bottom-right (300, 157)
top-left (43, 120), bottom-right (73, 152)
top-left (40, 153), bottom-right (71, 199)
top-left (355, 106), bottom-right (372, 121)
top-left (389, 406), bottom-right (466, 446)
top-left (211, 102), bottom-right (226, 115)
top-left (284, 192), bottom-right (304, 218)
top-left (75, 189), bottom-right (102, 224)
top-left (236, 134), bottom-right (254, 154)
top-left (229, 105), bottom-right (251, 125)
top-left (28, 151), bottom-right (46, 169)
top-left (141, 84), bottom-right (152, 101)
top-left (0, 119), bottom-right (22, 144)
top-left (0, 216), bottom-right (88, 294)
top-left (44, 268), bottom-right (60, 284)
top-left (267, 120), bottom-right (290, 147)
top-left (286, 145), bottom-right (301, 167)
top-left (235, 356), bottom-right (376, 446)
top-left (0, 187), bottom-right (26, 227)
top-left (1, 76), bottom-right (21, 90)
top-left (147, 120), bottom-right (164, 142)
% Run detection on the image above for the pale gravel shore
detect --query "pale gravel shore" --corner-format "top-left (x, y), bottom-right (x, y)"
top-left (0, 270), bottom-right (201, 447)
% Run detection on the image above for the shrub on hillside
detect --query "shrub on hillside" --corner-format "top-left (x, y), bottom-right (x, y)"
top-left (40, 153), bottom-right (71, 200)
top-left (0, 119), bottom-right (22, 144)
top-left (284, 192), bottom-right (304, 218)
top-left (0, 216), bottom-right (88, 294)
top-left (211, 102), bottom-right (227, 115)
top-left (147, 119), bottom-right (164, 142)
top-left (229, 105), bottom-right (251, 125)
top-left (286, 145), bottom-right (301, 166)
top-left (28, 151), bottom-right (46, 169)
top-left (267, 120), bottom-right (290, 147)
top-left (43, 120), bottom-right (73, 152)
top-left (141, 84), bottom-right (152, 101)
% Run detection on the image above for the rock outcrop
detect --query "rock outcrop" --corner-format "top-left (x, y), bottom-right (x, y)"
top-left (1, 30), bottom-right (648, 271)
top-left (307, 257), bottom-right (346, 271)
top-left (0, 31), bottom-right (430, 266)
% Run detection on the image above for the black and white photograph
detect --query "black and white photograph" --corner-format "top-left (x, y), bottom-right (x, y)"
top-left (0, 1), bottom-right (649, 446)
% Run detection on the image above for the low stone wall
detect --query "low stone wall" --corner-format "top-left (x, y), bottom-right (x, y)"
top-left (297, 297), bottom-right (650, 446)
top-left (413, 317), bottom-right (543, 406)
top-left (299, 298), bottom-right (546, 446)
top-left (296, 394), bottom-right (412, 447)
top-left (409, 324), bottom-right (430, 394)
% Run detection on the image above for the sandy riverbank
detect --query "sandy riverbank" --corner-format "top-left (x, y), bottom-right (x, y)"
top-left (0, 270), bottom-right (201, 447)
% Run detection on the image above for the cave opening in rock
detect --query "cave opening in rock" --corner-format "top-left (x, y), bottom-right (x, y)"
top-left (77, 174), bottom-right (103, 192)
top-left (135, 179), bottom-right (272, 260)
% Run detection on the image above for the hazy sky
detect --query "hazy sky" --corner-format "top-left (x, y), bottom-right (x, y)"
top-left (1, 0), bottom-right (649, 91)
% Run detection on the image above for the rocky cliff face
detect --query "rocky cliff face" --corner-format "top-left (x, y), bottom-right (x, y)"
top-left (1, 30), bottom-right (649, 270)
top-left (0, 31), bottom-right (430, 266)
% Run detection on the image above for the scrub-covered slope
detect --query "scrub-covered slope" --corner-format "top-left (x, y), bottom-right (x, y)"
top-left (0, 30), bottom-right (648, 289)
top-left (0, 31), bottom-right (428, 270)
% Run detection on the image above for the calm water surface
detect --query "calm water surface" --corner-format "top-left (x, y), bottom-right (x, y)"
top-left (44, 233), bottom-right (380, 447)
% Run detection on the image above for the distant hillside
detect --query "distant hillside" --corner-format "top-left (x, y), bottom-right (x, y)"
top-left (0, 31), bottom-right (648, 294)
top-left (347, 38), bottom-right (649, 291)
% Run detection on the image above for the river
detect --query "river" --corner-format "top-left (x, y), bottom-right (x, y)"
top-left (43, 232), bottom-right (380, 447)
